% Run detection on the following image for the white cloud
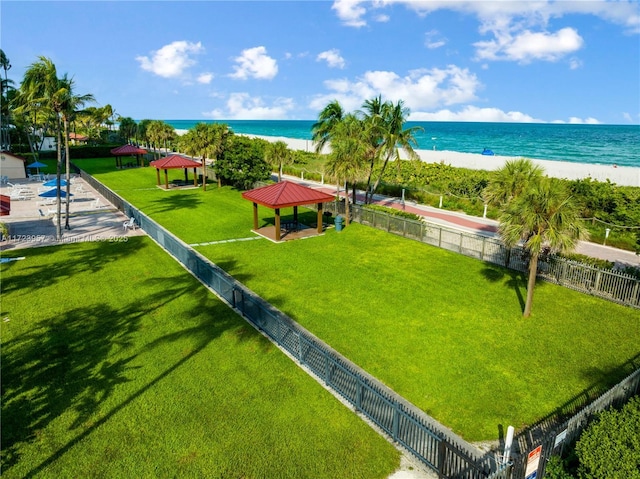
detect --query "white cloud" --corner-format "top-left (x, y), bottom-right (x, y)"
top-left (409, 106), bottom-right (543, 123)
top-left (317, 49), bottom-right (346, 69)
top-left (197, 72), bottom-right (213, 84)
top-left (332, 0), bottom-right (367, 27)
top-left (136, 41), bottom-right (204, 78)
top-left (567, 116), bottom-right (601, 124)
top-left (335, 1), bottom-right (638, 64)
top-left (475, 27), bottom-right (584, 63)
top-left (310, 65), bottom-right (481, 113)
top-left (230, 46), bottom-right (278, 80)
top-left (424, 29), bottom-right (446, 49)
top-left (204, 92), bottom-right (295, 119)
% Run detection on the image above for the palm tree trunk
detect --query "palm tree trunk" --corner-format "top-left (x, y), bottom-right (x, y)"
top-left (344, 182), bottom-right (350, 226)
top-left (55, 115), bottom-right (62, 240)
top-left (64, 116), bottom-right (71, 229)
top-left (523, 252), bottom-right (539, 317)
top-left (370, 151), bottom-right (393, 200)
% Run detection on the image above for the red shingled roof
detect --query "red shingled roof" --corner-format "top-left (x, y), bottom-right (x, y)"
top-left (242, 181), bottom-right (335, 208)
top-left (150, 155), bottom-right (202, 169)
top-left (110, 144), bottom-right (148, 155)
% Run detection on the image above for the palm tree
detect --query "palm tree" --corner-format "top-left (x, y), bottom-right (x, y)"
top-left (483, 158), bottom-right (544, 208)
top-left (118, 117), bottom-right (137, 143)
top-left (0, 49), bottom-right (14, 150)
top-left (56, 74), bottom-right (95, 229)
top-left (368, 99), bottom-right (422, 203)
top-left (324, 114), bottom-right (369, 226)
top-left (311, 100), bottom-right (344, 154)
top-left (264, 140), bottom-right (293, 182)
top-left (179, 123), bottom-right (228, 190)
top-left (499, 177), bottom-right (588, 317)
top-left (20, 57), bottom-right (66, 239)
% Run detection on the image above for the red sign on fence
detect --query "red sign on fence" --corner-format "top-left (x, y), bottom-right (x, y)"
top-left (525, 445), bottom-right (542, 479)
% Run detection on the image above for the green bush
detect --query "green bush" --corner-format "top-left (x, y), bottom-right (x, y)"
top-left (575, 395), bottom-right (640, 479)
top-left (362, 204), bottom-right (422, 221)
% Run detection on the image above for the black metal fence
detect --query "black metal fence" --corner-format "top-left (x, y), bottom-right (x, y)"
top-left (79, 172), bottom-right (640, 479)
top-left (320, 202), bottom-right (639, 309)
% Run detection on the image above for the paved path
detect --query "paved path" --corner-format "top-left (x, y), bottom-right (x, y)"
top-left (0, 177), bottom-right (145, 251)
top-left (279, 174), bottom-right (640, 268)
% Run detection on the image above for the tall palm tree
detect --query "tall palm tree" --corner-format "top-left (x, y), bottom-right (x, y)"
top-left (0, 49), bottom-right (13, 150)
top-left (311, 100), bottom-right (344, 154)
top-left (57, 74), bottom-right (95, 229)
top-left (324, 114), bottom-right (369, 226)
top-left (368, 99), bottom-right (422, 203)
top-left (20, 57), bottom-right (66, 239)
top-left (483, 158), bottom-right (544, 208)
top-left (358, 95), bottom-right (386, 203)
top-left (499, 177), bottom-right (588, 317)
top-left (264, 140), bottom-right (293, 182)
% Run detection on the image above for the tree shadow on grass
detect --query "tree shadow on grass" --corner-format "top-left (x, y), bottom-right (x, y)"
top-left (481, 264), bottom-right (528, 312)
top-left (0, 237), bottom-right (149, 296)
top-left (143, 191), bottom-right (203, 215)
top-left (511, 351), bottom-right (640, 456)
top-left (1, 270), bottom-right (242, 476)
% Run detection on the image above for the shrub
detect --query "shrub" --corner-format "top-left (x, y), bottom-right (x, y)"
top-left (362, 204), bottom-right (422, 221)
top-left (575, 395), bottom-right (640, 479)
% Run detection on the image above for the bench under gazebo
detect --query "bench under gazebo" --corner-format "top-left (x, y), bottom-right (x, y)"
top-left (150, 155), bottom-right (203, 189)
top-left (242, 181), bottom-right (335, 242)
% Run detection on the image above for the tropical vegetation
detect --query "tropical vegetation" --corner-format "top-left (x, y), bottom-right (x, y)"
top-left (545, 395), bottom-right (640, 479)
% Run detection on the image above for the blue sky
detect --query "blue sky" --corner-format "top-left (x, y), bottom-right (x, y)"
top-left (3, 0), bottom-right (639, 124)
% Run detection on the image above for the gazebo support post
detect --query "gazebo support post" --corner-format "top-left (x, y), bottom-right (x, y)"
top-left (184, 168), bottom-right (189, 184)
top-left (164, 169), bottom-right (169, 189)
top-left (317, 202), bottom-right (323, 234)
top-left (155, 168), bottom-right (161, 186)
top-left (193, 167), bottom-right (197, 187)
top-left (293, 206), bottom-right (298, 223)
top-left (275, 208), bottom-right (281, 242)
top-left (252, 202), bottom-right (259, 230)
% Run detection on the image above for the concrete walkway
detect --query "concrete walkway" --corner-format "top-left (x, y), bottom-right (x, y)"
top-left (0, 177), bottom-right (145, 251)
top-left (279, 174), bottom-right (640, 268)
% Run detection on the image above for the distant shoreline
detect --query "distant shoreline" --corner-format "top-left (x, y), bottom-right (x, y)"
top-left (175, 129), bottom-right (639, 187)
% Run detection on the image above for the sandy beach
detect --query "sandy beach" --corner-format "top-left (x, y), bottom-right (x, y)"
top-left (240, 133), bottom-right (639, 187)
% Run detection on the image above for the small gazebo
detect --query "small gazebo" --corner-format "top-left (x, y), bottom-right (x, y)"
top-left (150, 155), bottom-right (203, 189)
top-left (242, 181), bottom-right (335, 242)
top-left (110, 144), bottom-right (148, 168)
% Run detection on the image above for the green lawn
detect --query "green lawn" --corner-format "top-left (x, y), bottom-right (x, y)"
top-left (0, 238), bottom-right (399, 478)
top-left (79, 158), bottom-right (640, 442)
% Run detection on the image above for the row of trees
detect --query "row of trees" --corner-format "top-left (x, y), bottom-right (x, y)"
top-left (3, 53), bottom-right (96, 239)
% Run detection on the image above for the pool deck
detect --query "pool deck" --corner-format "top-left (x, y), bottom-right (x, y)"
top-left (0, 177), bottom-right (145, 251)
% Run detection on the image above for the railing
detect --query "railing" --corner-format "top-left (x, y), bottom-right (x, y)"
top-left (79, 171), bottom-right (640, 478)
top-left (319, 201), bottom-right (640, 309)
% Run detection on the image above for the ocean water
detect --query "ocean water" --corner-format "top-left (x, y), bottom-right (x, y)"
top-left (165, 120), bottom-right (640, 168)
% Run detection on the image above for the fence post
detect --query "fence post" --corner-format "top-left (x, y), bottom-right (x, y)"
top-left (438, 227), bottom-right (442, 247)
top-left (392, 402), bottom-right (400, 442)
top-left (481, 237), bottom-right (486, 261)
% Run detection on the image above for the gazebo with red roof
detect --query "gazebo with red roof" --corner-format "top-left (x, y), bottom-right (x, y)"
top-left (242, 181), bottom-right (335, 241)
top-left (150, 155), bottom-right (203, 189)
top-left (110, 144), bottom-right (148, 168)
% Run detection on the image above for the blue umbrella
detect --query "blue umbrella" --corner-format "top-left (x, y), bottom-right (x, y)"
top-left (38, 188), bottom-right (73, 198)
top-left (43, 178), bottom-right (68, 187)
top-left (27, 161), bottom-right (47, 175)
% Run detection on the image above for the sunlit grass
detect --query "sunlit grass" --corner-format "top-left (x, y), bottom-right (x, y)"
top-left (0, 238), bottom-right (399, 478)
top-left (79, 159), bottom-right (640, 442)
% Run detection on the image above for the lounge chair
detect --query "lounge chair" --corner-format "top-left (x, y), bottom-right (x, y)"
top-left (123, 217), bottom-right (137, 231)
